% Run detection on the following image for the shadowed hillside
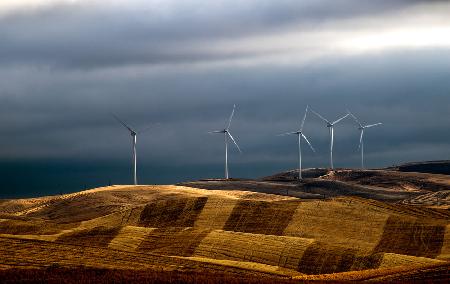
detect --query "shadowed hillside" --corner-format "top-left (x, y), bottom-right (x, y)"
top-left (388, 160), bottom-right (450, 175)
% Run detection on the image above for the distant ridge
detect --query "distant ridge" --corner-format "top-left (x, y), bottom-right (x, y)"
top-left (388, 160), bottom-right (450, 175)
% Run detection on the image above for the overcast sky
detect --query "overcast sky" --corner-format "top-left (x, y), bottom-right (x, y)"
top-left (1, 0), bottom-right (449, 197)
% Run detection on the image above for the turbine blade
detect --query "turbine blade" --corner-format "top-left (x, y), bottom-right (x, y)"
top-left (277, 131), bottom-right (298, 136)
top-left (227, 132), bottom-right (242, 153)
top-left (332, 113), bottom-right (350, 125)
top-left (364, 122), bottom-right (382, 128)
top-left (300, 105), bottom-right (309, 131)
top-left (310, 108), bottom-right (330, 124)
top-left (226, 104), bottom-right (236, 130)
top-left (333, 113), bottom-right (350, 125)
top-left (301, 133), bottom-right (315, 152)
top-left (208, 130), bottom-right (224, 134)
top-left (111, 113), bottom-right (135, 133)
top-left (358, 130), bottom-right (364, 150)
top-left (347, 110), bottom-right (363, 128)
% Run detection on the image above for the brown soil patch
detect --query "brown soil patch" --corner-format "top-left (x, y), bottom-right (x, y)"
top-left (374, 216), bottom-right (446, 258)
top-left (139, 196), bottom-right (208, 228)
top-left (297, 243), bottom-right (382, 274)
top-left (56, 226), bottom-right (121, 248)
top-left (223, 200), bottom-right (298, 235)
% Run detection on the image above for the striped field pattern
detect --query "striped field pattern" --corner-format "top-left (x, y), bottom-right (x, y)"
top-left (0, 182), bottom-right (449, 278)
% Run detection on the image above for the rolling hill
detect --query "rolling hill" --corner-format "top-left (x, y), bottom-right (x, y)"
top-left (0, 161), bottom-right (449, 282)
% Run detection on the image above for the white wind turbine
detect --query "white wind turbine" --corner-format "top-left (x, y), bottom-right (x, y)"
top-left (310, 108), bottom-right (349, 169)
top-left (348, 111), bottom-right (382, 169)
top-left (278, 106), bottom-right (315, 180)
top-left (112, 114), bottom-right (154, 185)
top-left (209, 104), bottom-right (241, 179)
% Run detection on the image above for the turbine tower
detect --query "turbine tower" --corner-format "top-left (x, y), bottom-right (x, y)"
top-left (278, 106), bottom-right (315, 180)
top-left (348, 111), bottom-right (382, 169)
top-left (112, 114), bottom-right (151, 185)
top-left (310, 108), bottom-right (349, 169)
top-left (209, 104), bottom-right (241, 179)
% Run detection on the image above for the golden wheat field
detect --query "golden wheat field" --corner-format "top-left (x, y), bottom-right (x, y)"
top-left (1, 165), bottom-right (449, 283)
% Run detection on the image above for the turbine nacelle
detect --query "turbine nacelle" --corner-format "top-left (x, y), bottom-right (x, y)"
top-left (282, 130), bottom-right (303, 135)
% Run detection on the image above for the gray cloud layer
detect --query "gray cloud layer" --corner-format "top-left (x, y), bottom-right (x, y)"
top-left (0, 0), bottom-right (439, 68)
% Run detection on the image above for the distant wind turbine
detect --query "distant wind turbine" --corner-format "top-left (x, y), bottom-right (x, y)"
top-left (209, 104), bottom-right (241, 179)
top-left (278, 106), bottom-right (315, 180)
top-left (348, 111), bottom-right (382, 169)
top-left (112, 114), bottom-right (154, 185)
top-left (310, 108), bottom-right (349, 169)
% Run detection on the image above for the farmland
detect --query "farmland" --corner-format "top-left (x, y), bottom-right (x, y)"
top-left (1, 163), bottom-right (449, 282)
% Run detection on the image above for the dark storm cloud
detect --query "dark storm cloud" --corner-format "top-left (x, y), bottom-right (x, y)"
top-left (0, 0), bottom-right (449, 197)
top-left (0, 0), bottom-right (434, 69)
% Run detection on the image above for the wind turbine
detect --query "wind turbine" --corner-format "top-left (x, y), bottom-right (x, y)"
top-left (278, 106), bottom-right (315, 180)
top-left (348, 111), bottom-right (382, 169)
top-left (209, 104), bottom-right (241, 179)
top-left (310, 108), bottom-right (349, 169)
top-left (112, 114), bottom-right (154, 185)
